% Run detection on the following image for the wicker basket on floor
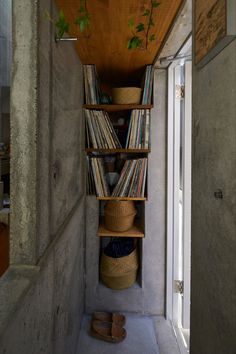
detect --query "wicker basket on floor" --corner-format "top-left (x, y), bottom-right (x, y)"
top-left (104, 201), bottom-right (137, 232)
top-left (112, 87), bottom-right (142, 104)
top-left (100, 247), bottom-right (139, 290)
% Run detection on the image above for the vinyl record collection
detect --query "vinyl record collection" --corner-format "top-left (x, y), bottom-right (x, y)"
top-left (125, 109), bottom-right (150, 149)
top-left (85, 109), bottom-right (122, 149)
top-left (87, 157), bottom-right (147, 198)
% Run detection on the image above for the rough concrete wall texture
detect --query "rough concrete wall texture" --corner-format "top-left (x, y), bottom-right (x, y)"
top-left (37, 0), bottom-right (52, 259)
top-left (0, 0), bottom-right (85, 352)
top-left (50, 1), bottom-right (85, 238)
top-left (0, 200), bottom-right (85, 354)
top-left (10, 0), bottom-right (38, 264)
top-left (191, 40), bottom-right (236, 353)
top-left (144, 69), bottom-right (166, 315)
top-left (85, 69), bottom-right (166, 315)
top-left (38, 0), bottom-right (85, 257)
top-left (0, 0), bottom-right (12, 86)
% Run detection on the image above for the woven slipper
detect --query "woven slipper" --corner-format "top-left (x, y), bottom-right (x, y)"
top-left (92, 311), bottom-right (126, 326)
top-left (90, 320), bottom-right (126, 343)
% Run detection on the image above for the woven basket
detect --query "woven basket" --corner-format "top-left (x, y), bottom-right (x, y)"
top-left (100, 248), bottom-right (139, 290)
top-left (104, 201), bottom-right (137, 232)
top-left (112, 87), bottom-right (142, 104)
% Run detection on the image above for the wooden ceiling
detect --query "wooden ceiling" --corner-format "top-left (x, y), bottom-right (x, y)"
top-left (55, 0), bottom-right (183, 87)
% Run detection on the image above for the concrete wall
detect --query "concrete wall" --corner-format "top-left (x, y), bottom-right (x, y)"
top-left (0, 0), bottom-right (12, 87)
top-left (37, 0), bottom-right (85, 259)
top-left (85, 69), bottom-right (166, 315)
top-left (0, 0), bottom-right (11, 143)
top-left (0, 203), bottom-right (85, 354)
top-left (0, 0), bottom-right (85, 352)
top-left (191, 40), bottom-right (236, 353)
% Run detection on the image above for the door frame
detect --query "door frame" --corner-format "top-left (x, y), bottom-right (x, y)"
top-left (166, 37), bottom-right (192, 354)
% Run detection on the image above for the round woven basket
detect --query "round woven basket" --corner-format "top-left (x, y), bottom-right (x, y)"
top-left (100, 248), bottom-right (139, 290)
top-left (104, 201), bottom-right (137, 232)
top-left (112, 87), bottom-right (142, 104)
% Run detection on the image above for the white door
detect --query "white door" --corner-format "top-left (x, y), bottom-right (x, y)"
top-left (166, 40), bottom-right (192, 354)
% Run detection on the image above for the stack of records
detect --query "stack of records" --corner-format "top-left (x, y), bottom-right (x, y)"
top-left (83, 64), bottom-right (101, 104)
top-left (141, 65), bottom-right (154, 104)
top-left (87, 157), bottom-right (110, 197)
top-left (85, 109), bottom-right (121, 149)
top-left (125, 109), bottom-right (150, 149)
top-left (111, 158), bottom-right (147, 197)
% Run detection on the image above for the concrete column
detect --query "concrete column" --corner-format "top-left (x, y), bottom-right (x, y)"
top-left (10, 0), bottom-right (38, 264)
top-left (144, 68), bottom-right (166, 315)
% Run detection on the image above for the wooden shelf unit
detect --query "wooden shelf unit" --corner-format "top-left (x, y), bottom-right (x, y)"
top-left (97, 196), bottom-right (147, 201)
top-left (98, 221), bottom-right (144, 238)
top-left (83, 104), bottom-right (153, 112)
top-left (86, 107), bottom-right (150, 200)
top-left (85, 148), bottom-right (150, 154)
top-left (85, 99), bottom-right (151, 239)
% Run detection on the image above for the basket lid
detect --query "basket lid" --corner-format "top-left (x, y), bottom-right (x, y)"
top-left (104, 201), bottom-right (136, 216)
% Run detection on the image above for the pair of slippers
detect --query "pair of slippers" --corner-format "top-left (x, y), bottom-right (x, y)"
top-left (90, 311), bottom-right (126, 343)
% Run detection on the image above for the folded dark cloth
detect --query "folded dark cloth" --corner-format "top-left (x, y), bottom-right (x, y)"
top-left (104, 237), bottom-right (135, 258)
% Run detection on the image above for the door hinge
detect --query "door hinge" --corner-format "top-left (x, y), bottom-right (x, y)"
top-left (175, 85), bottom-right (185, 99)
top-left (174, 280), bottom-right (184, 294)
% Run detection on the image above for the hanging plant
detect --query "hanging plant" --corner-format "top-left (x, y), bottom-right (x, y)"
top-left (45, 0), bottom-right (90, 40)
top-left (46, 0), bottom-right (160, 48)
top-left (127, 0), bottom-right (161, 50)
top-left (74, 0), bottom-right (90, 33)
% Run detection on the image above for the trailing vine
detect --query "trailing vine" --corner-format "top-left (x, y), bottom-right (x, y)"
top-left (46, 0), bottom-right (90, 40)
top-left (127, 0), bottom-right (160, 50)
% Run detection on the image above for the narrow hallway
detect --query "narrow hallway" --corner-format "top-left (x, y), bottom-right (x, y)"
top-left (0, 1), bottom-right (235, 354)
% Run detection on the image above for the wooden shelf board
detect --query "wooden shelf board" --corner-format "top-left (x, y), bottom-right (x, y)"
top-left (98, 222), bottom-right (144, 237)
top-left (83, 104), bottom-right (153, 112)
top-left (97, 197), bottom-right (147, 201)
top-left (85, 148), bottom-right (150, 154)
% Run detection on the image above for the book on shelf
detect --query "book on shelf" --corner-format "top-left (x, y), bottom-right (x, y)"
top-left (83, 64), bottom-right (101, 104)
top-left (87, 156), bottom-right (147, 198)
top-left (85, 109), bottom-right (122, 149)
top-left (111, 158), bottom-right (147, 198)
top-left (141, 65), bottom-right (154, 105)
top-left (86, 156), bottom-right (96, 195)
top-left (87, 157), bottom-right (110, 197)
top-left (125, 109), bottom-right (150, 149)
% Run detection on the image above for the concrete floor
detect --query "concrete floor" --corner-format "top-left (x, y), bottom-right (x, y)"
top-left (77, 314), bottom-right (181, 354)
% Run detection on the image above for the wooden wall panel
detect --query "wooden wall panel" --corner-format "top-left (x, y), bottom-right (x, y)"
top-left (195, 0), bottom-right (226, 64)
top-left (55, 0), bottom-right (183, 86)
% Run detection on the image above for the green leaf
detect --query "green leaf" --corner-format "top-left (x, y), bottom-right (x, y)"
top-left (127, 36), bottom-right (143, 49)
top-left (152, 1), bottom-right (160, 8)
top-left (55, 10), bottom-right (70, 39)
top-left (136, 23), bottom-right (145, 32)
top-left (149, 34), bottom-right (156, 42)
top-left (143, 9), bottom-right (151, 16)
top-left (75, 14), bottom-right (90, 32)
top-left (128, 17), bottom-right (135, 28)
top-left (149, 17), bottom-right (155, 27)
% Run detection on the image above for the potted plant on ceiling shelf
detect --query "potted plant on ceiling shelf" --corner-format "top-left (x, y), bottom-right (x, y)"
top-left (47, 0), bottom-right (160, 105)
top-left (45, 0), bottom-right (90, 42)
top-left (47, 0), bottom-right (160, 48)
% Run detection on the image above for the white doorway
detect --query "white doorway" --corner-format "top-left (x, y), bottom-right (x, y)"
top-left (166, 38), bottom-right (192, 354)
